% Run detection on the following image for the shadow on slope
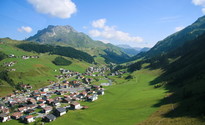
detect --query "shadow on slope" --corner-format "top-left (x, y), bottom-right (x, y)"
top-left (148, 33), bottom-right (205, 121)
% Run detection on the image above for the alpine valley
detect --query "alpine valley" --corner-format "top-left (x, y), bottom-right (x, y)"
top-left (0, 14), bottom-right (205, 125)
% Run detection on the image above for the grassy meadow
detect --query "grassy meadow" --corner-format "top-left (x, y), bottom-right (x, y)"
top-left (0, 42), bottom-right (90, 96)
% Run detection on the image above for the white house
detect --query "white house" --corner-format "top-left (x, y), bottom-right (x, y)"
top-left (0, 113), bottom-right (10, 122)
top-left (70, 102), bottom-right (81, 110)
top-left (88, 94), bottom-right (98, 101)
top-left (54, 108), bottom-right (66, 117)
top-left (97, 90), bottom-right (104, 95)
top-left (24, 115), bottom-right (35, 123)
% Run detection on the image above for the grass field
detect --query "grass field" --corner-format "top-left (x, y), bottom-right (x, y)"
top-left (2, 69), bottom-right (166, 125)
top-left (0, 42), bottom-right (90, 96)
top-left (47, 69), bottom-right (166, 125)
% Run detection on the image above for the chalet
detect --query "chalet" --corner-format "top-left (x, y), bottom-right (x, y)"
top-left (22, 55), bottom-right (30, 59)
top-left (46, 99), bottom-right (54, 105)
top-left (70, 102), bottom-right (81, 110)
top-left (43, 114), bottom-right (56, 122)
top-left (92, 85), bottom-right (100, 90)
top-left (0, 108), bottom-right (10, 114)
top-left (24, 115), bottom-right (35, 123)
top-left (0, 113), bottom-right (10, 122)
top-left (51, 100), bottom-right (61, 107)
top-left (39, 92), bottom-right (46, 96)
top-left (27, 98), bottom-right (36, 104)
top-left (18, 107), bottom-right (27, 113)
top-left (38, 103), bottom-right (46, 108)
top-left (0, 104), bottom-right (5, 109)
top-left (87, 94), bottom-right (98, 102)
top-left (97, 90), bottom-right (105, 95)
top-left (8, 54), bottom-right (15, 58)
top-left (54, 108), bottom-right (66, 117)
top-left (62, 98), bottom-right (71, 103)
top-left (11, 112), bottom-right (23, 119)
top-left (27, 104), bottom-right (37, 109)
top-left (33, 96), bottom-right (41, 100)
top-left (25, 109), bottom-right (35, 114)
top-left (79, 91), bottom-right (87, 98)
top-left (38, 99), bottom-right (46, 104)
top-left (42, 106), bottom-right (53, 114)
top-left (42, 88), bottom-right (49, 92)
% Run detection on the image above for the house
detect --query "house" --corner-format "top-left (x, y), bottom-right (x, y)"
top-left (79, 91), bottom-right (87, 98)
top-left (0, 113), bottom-right (10, 122)
top-left (38, 99), bottom-right (46, 104)
top-left (46, 99), bottom-right (54, 105)
top-left (24, 115), bottom-right (35, 123)
top-left (87, 94), bottom-right (98, 102)
top-left (97, 90), bottom-right (104, 95)
top-left (11, 112), bottom-right (23, 119)
top-left (25, 109), bottom-right (35, 114)
top-left (0, 108), bottom-right (10, 114)
top-left (8, 54), bottom-right (15, 58)
top-left (0, 104), bottom-right (5, 109)
top-left (18, 107), bottom-right (27, 113)
top-left (27, 104), bottom-right (37, 109)
top-left (62, 98), bottom-right (71, 103)
top-left (38, 103), bottom-right (46, 108)
top-left (42, 106), bottom-right (53, 114)
top-left (42, 88), bottom-right (49, 92)
top-left (27, 98), bottom-right (36, 104)
top-left (92, 85), bottom-right (100, 90)
top-left (43, 114), bottom-right (56, 122)
top-left (51, 100), bottom-right (61, 107)
top-left (70, 101), bottom-right (81, 110)
top-left (54, 108), bottom-right (66, 117)
top-left (40, 92), bottom-right (47, 96)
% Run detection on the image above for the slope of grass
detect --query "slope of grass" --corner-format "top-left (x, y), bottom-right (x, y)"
top-left (44, 69), bottom-right (165, 125)
top-left (0, 41), bottom-right (90, 96)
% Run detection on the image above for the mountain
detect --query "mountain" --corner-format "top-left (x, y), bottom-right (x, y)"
top-left (144, 15), bottom-right (205, 58)
top-left (127, 16), bottom-right (205, 123)
top-left (27, 25), bottom-right (101, 48)
top-left (117, 44), bottom-right (150, 56)
top-left (26, 25), bottom-right (130, 64)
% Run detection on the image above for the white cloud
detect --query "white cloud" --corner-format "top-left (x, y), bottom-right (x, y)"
top-left (192, 0), bottom-right (205, 14)
top-left (18, 26), bottom-right (32, 33)
top-left (175, 26), bottom-right (185, 32)
top-left (89, 19), bottom-right (143, 43)
top-left (27, 0), bottom-right (77, 19)
top-left (192, 0), bottom-right (205, 6)
top-left (92, 18), bottom-right (106, 28)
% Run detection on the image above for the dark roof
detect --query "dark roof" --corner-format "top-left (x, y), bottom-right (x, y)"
top-left (56, 107), bottom-right (66, 113)
top-left (45, 114), bottom-right (56, 120)
top-left (53, 100), bottom-right (59, 103)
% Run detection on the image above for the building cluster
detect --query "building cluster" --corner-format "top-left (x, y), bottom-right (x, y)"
top-left (0, 81), bottom-right (104, 123)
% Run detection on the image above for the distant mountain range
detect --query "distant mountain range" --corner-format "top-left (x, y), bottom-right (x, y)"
top-left (26, 25), bottom-right (130, 64)
top-left (117, 44), bottom-right (150, 56)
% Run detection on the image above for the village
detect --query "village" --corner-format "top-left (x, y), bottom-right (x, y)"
top-left (0, 55), bottom-right (126, 124)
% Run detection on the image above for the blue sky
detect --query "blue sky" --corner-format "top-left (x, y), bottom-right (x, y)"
top-left (0, 0), bottom-right (204, 48)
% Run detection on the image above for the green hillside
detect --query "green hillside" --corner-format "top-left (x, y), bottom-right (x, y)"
top-left (0, 38), bottom-right (90, 97)
top-left (127, 30), bottom-right (205, 125)
top-left (131, 15), bottom-right (205, 60)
